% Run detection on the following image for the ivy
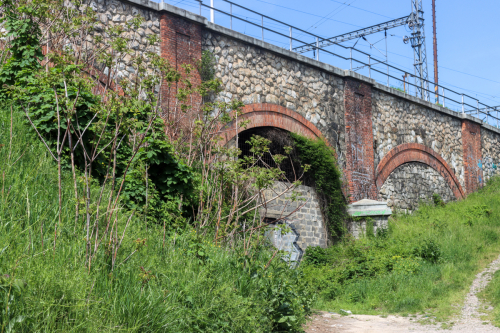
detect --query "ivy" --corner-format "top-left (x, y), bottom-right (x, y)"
top-left (290, 133), bottom-right (347, 239)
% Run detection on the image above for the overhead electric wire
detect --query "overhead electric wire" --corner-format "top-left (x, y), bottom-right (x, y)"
top-left (251, 0), bottom-right (364, 29)
top-left (164, 0), bottom-right (499, 106)
top-left (338, 39), bottom-right (500, 103)
top-left (328, 0), bottom-right (396, 20)
top-left (341, 36), bottom-right (500, 87)
top-left (307, 0), bottom-right (358, 32)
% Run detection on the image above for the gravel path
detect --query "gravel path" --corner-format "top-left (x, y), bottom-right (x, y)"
top-left (304, 254), bottom-right (500, 332)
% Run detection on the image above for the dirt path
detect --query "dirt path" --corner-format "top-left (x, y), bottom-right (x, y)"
top-left (304, 254), bottom-right (500, 332)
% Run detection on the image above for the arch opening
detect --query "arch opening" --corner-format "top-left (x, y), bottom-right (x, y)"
top-left (376, 143), bottom-right (465, 200)
top-left (378, 161), bottom-right (457, 210)
top-left (238, 127), bottom-right (314, 186)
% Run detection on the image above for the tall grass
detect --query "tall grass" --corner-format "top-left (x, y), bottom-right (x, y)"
top-left (302, 176), bottom-right (500, 319)
top-left (0, 109), bottom-right (312, 332)
top-left (480, 269), bottom-right (500, 326)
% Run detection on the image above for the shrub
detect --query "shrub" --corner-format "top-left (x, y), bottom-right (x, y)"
top-left (412, 239), bottom-right (441, 263)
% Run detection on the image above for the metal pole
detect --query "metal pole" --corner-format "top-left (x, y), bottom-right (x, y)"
top-left (387, 64), bottom-right (389, 87)
top-left (442, 87), bottom-right (445, 108)
top-left (261, 16), bottom-right (264, 41)
top-left (350, 48), bottom-right (352, 70)
top-left (210, 0), bottom-right (214, 23)
top-left (477, 100), bottom-right (479, 116)
top-left (199, 0), bottom-right (202, 15)
top-left (368, 55), bottom-right (371, 78)
top-left (289, 27), bottom-right (292, 51)
top-left (316, 37), bottom-right (319, 61)
top-left (385, 29), bottom-right (389, 87)
top-left (462, 94), bottom-right (464, 114)
top-left (230, 3), bottom-right (232, 29)
top-left (432, 0), bottom-right (439, 103)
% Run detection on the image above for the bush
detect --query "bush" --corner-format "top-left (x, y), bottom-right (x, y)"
top-left (412, 239), bottom-right (441, 263)
top-left (303, 246), bottom-right (329, 266)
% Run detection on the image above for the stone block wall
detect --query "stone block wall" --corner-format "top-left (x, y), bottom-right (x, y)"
top-left (372, 90), bottom-right (465, 188)
top-left (201, 31), bottom-right (346, 166)
top-left (262, 183), bottom-right (327, 251)
top-left (378, 162), bottom-right (455, 210)
top-left (83, 0), bottom-right (161, 81)
top-left (482, 127), bottom-right (500, 183)
top-left (347, 215), bottom-right (388, 239)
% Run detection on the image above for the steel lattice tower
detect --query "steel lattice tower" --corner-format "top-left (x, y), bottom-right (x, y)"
top-left (409, 0), bottom-right (429, 100)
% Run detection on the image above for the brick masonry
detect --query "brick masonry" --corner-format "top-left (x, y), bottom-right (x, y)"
top-left (372, 90), bottom-right (465, 189)
top-left (375, 143), bottom-right (465, 200)
top-left (378, 162), bottom-right (456, 211)
top-left (462, 120), bottom-right (483, 194)
top-left (344, 79), bottom-right (378, 202)
top-left (159, 10), bottom-right (202, 123)
top-left (221, 103), bottom-right (323, 146)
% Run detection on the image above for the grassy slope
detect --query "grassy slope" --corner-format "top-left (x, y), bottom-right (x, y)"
top-left (0, 110), bottom-right (312, 332)
top-left (479, 262), bottom-right (500, 326)
top-left (302, 177), bottom-right (500, 320)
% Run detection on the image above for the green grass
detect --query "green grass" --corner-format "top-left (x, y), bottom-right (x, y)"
top-left (301, 179), bottom-right (500, 320)
top-left (479, 268), bottom-right (500, 326)
top-left (0, 109), bottom-right (313, 332)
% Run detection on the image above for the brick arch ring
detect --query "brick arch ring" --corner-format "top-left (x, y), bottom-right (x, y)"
top-left (220, 103), bottom-right (324, 146)
top-left (375, 143), bottom-right (466, 200)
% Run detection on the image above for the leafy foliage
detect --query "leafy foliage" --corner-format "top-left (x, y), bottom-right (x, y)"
top-left (290, 133), bottom-right (347, 238)
top-left (197, 50), bottom-right (217, 82)
top-left (0, 0), bottom-right (43, 100)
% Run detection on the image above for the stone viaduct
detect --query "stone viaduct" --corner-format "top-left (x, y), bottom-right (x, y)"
top-left (88, 0), bottom-right (500, 250)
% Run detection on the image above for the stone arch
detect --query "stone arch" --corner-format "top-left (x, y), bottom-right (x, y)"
top-left (221, 103), bottom-right (329, 251)
top-left (221, 103), bottom-right (323, 146)
top-left (375, 143), bottom-right (465, 200)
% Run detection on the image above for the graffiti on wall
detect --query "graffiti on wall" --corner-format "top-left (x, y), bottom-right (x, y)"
top-left (483, 155), bottom-right (498, 182)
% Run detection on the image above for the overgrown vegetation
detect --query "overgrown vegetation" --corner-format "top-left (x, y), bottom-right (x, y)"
top-left (197, 50), bottom-right (217, 82)
top-left (0, 110), bottom-right (313, 331)
top-left (300, 179), bottom-right (500, 319)
top-left (480, 269), bottom-right (500, 327)
top-left (290, 133), bottom-right (347, 239)
top-left (0, 0), bottom-right (314, 331)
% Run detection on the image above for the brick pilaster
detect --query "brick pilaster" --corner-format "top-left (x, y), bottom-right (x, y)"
top-left (160, 11), bottom-right (202, 119)
top-left (462, 119), bottom-right (483, 194)
top-left (344, 78), bottom-right (377, 202)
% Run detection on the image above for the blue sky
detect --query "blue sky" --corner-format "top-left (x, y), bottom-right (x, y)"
top-left (159, 0), bottom-right (499, 119)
